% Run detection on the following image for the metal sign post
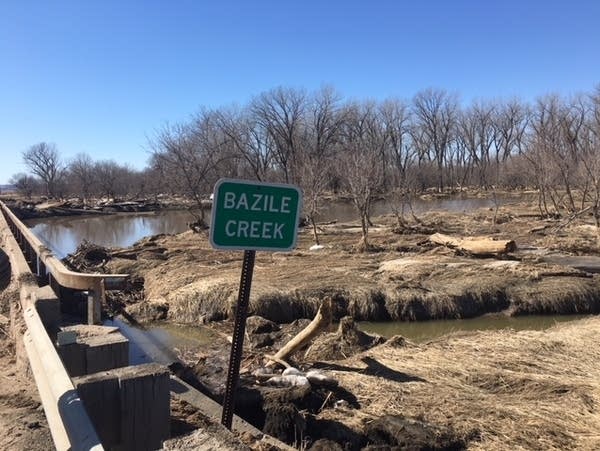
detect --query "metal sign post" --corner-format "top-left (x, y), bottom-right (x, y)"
top-left (221, 249), bottom-right (255, 429)
top-left (209, 178), bottom-right (302, 430)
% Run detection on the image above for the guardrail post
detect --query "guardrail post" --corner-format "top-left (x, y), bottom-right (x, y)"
top-left (88, 281), bottom-right (104, 325)
top-left (39, 260), bottom-right (48, 285)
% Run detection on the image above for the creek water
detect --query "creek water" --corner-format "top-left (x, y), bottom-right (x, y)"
top-left (359, 314), bottom-right (588, 342)
top-left (103, 317), bottom-right (222, 365)
top-left (25, 193), bottom-right (589, 344)
top-left (26, 196), bottom-right (505, 258)
top-left (106, 314), bottom-right (588, 364)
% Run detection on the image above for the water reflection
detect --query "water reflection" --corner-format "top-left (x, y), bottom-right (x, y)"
top-left (104, 318), bottom-right (220, 365)
top-left (359, 314), bottom-right (587, 342)
top-left (26, 195), bottom-right (521, 258)
top-left (27, 210), bottom-right (197, 258)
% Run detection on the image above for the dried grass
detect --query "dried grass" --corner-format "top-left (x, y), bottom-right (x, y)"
top-left (323, 317), bottom-right (600, 450)
top-left (106, 207), bottom-right (600, 325)
top-left (166, 278), bottom-right (237, 322)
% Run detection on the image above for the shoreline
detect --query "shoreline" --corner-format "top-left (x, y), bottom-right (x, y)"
top-left (53, 196), bottom-right (600, 326)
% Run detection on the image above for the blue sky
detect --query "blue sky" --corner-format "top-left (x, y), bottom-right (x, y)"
top-left (1, 0), bottom-right (599, 184)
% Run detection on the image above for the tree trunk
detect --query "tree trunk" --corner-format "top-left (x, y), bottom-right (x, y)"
top-left (310, 216), bottom-right (320, 245)
top-left (429, 233), bottom-right (516, 256)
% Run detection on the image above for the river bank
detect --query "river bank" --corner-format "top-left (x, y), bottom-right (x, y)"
top-left (65, 198), bottom-right (600, 325)
top-left (1, 196), bottom-right (195, 220)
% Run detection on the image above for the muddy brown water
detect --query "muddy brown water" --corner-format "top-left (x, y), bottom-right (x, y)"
top-left (110, 314), bottom-right (589, 366)
top-left (359, 314), bottom-right (589, 342)
top-left (25, 196), bottom-right (511, 258)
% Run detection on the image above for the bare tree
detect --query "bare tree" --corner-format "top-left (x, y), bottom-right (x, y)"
top-left (580, 86), bottom-right (600, 237)
top-left (457, 102), bottom-right (496, 188)
top-left (251, 87), bottom-right (306, 183)
top-left (68, 153), bottom-right (95, 203)
top-left (9, 173), bottom-right (39, 199)
top-left (526, 95), bottom-right (584, 216)
top-left (493, 99), bottom-right (529, 181)
top-left (216, 108), bottom-right (275, 181)
top-left (412, 89), bottom-right (458, 192)
top-left (296, 87), bottom-right (345, 245)
top-left (339, 102), bottom-right (385, 250)
top-left (297, 155), bottom-right (331, 245)
top-left (151, 111), bottom-right (230, 228)
top-left (22, 142), bottom-right (64, 197)
top-left (94, 160), bottom-right (124, 199)
top-left (380, 99), bottom-right (418, 227)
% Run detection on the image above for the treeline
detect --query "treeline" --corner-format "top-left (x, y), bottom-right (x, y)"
top-left (11, 144), bottom-right (161, 201)
top-left (147, 85), bottom-right (600, 243)
top-left (12, 85), bottom-right (600, 244)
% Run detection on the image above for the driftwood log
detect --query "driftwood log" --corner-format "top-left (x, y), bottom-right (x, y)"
top-left (265, 297), bottom-right (333, 368)
top-left (429, 233), bottom-right (516, 256)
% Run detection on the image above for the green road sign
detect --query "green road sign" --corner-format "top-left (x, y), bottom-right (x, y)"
top-left (209, 179), bottom-right (302, 251)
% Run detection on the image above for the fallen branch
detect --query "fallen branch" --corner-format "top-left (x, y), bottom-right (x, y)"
top-left (264, 354), bottom-right (291, 369)
top-left (265, 297), bottom-right (333, 368)
top-left (555, 206), bottom-right (592, 231)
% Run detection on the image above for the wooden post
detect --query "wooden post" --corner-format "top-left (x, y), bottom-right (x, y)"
top-left (57, 327), bottom-right (129, 377)
top-left (73, 363), bottom-right (170, 451)
top-left (88, 280), bottom-right (104, 325)
top-left (119, 364), bottom-right (171, 451)
top-left (73, 373), bottom-right (120, 447)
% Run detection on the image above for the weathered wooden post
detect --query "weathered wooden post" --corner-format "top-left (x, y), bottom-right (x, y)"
top-left (87, 279), bottom-right (104, 325)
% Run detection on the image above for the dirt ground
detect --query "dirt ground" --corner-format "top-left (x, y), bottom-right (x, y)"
top-left (0, 288), bottom-right (53, 451)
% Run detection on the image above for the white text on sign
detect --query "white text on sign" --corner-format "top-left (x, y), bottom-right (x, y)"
top-left (225, 220), bottom-right (284, 239)
top-left (223, 192), bottom-right (292, 213)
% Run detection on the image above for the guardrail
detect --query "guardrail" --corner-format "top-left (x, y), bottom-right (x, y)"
top-left (0, 203), bottom-right (104, 450)
top-left (0, 201), bottom-right (128, 324)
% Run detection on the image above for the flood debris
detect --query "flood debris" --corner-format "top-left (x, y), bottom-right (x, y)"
top-left (265, 297), bottom-right (333, 368)
top-left (64, 240), bottom-right (112, 272)
top-left (429, 232), bottom-right (517, 257)
top-left (304, 317), bottom-right (386, 361)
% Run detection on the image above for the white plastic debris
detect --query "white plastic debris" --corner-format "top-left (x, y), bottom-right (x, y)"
top-left (282, 367), bottom-right (303, 376)
top-left (266, 375), bottom-right (311, 388)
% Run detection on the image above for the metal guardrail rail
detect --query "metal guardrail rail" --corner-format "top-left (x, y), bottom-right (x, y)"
top-left (0, 201), bottom-right (128, 324)
top-left (0, 202), bottom-right (104, 450)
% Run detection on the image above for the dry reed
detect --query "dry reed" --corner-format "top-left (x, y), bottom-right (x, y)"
top-left (321, 317), bottom-right (600, 450)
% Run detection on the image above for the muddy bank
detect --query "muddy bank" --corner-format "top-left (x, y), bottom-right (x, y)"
top-left (3, 197), bottom-right (200, 220)
top-left (64, 201), bottom-right (600, 325)
top-left (168, 317), bottom-right (467, 450)
top-left (166, 311), bottom-right (600, 450)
